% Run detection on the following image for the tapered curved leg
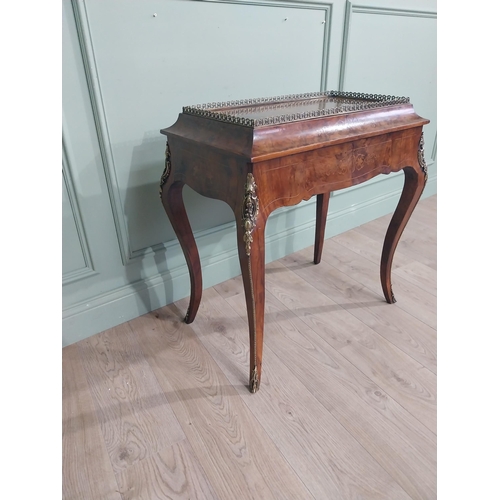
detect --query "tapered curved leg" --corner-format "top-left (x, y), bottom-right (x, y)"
top-left (314, 192), bottom-right (330, 264)
top-left (236, 173), bottom-right (267, 393)
top-left (160, 179), bottom-right (202, 324)
top-left (381, 151), bottom-right (427, 303)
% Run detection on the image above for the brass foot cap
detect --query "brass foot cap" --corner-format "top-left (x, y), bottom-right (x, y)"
top-left (250, 366), bottom-right (260, 393)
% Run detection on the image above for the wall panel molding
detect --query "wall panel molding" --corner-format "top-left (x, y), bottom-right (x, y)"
top-left (62, 130), bottom-right (97, 285)
top-left (338, 0), bottom-right (437, 186)
top-left (71, 0), bottom-right (130, 264)
top-left (350, 4), bottom-right (436, 18)
top-left (71, 0), bottom-right (332, 265)
top-left (431, 134), bottom-right (437, 163)
top-left (339, 1), bottom-right (436, 90)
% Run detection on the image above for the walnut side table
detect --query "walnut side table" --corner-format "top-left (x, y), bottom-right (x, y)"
top-left (159, 91), bottom-right (429, 393)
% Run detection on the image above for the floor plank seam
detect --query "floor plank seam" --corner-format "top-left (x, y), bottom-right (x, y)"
top-left (71, 342), bottom-right (126, 500)
top-left (187, 292), bottom-right (317, 500)
top-left (281, 254), bottom-right (437, 370)
top-left (212, 285), bottom-right (399, 500)
top-left (312, 248), bottom-right (436, 330)
top-left (267, 277), bottom-right (436, 438)
top-left (215, 283), bottom-right (433, 499)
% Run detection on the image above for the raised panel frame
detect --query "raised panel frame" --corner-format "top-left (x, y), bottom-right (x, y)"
top-left (62, 131), bottom-right (97, 285)
top-left (339, 0), bottom-right (437, 176)
top-left (71, 0), bottom-right (333, 264)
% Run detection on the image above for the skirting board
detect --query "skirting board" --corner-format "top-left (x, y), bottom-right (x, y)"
top-left (62, 172), bottom-right (436, 346)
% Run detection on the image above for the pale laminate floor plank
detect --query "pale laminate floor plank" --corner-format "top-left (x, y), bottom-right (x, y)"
top-left (282, 248), bottom-right (437, 373)
top-left (417, 194), bottom-right (437, 210)
top-left (77, 322), bottom-right (185, 474)
top-left (216, 277), bottom-right (436, 500)
top-left (182, 288), bottom-right (411, 500)
top-left (408, 194), bottom-right (437, 224)
top-left (331, 228), bottom-right (415, 271)
top-left (335, 230), bottom-right (437, 295)
top-left (354, 202), bottom-right (436, 270)
top-left (62, 344), bottom-right (122, 500)
top-left (333, 229), bottom-right (437, 296)
top-left (132, 309), bottom-right (315, 500)
top-left (62, 195), bottom-right (436, 500)
top-left (356, 226), bottom-right (437, 271)
top-left (394, 260), bottom-right (437, 296)
top-left (264, 259), bottom-right (436, 434)
top-left (357, 213), bottom-right (436, 251)
top-left (321, 239), bottom-right (437, 329)
top-left (115, 439), bottom-right (220, 500)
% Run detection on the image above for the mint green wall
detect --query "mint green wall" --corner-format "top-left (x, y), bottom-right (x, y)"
top-left (62, 0), bottom-right (437, 346)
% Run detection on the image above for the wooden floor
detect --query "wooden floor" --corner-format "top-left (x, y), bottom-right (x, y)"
top-left (63, 195), bottom-right (437, 500)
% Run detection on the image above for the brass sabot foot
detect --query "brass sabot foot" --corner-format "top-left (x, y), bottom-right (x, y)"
top-left (250, 366), bottom-right (260, 393)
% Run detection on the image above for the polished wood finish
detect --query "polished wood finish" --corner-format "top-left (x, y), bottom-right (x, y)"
top-left (314, 192), bottom-right (330, 264)
top-left (62, 196), bottom-right (437, 499)
top-left (161, 179), bottom-right (202, 323)
top-left (159, 93), bottom-right (429, 392)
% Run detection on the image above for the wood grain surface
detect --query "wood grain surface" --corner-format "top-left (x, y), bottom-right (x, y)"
top-left (263, 259), bottom-right (436, 434)
top-left (77, 323), bottom-right (185, 474)
top-left (219, 275), bottom-right (436, 499)
top-left (62, 344), bottom-right (122, 500)
top-left (115, 440), bottom-right (219, 500)
top-left (133, 307), bottom-right (314, 500)
top-left (187, 287), bottom-right (412, 499)
top-left (62, 195), bottom-right (437, 500)
top-left (283, 248), bottom-right (437, 373)
top-left (321, 239), bottom-right (437, 329)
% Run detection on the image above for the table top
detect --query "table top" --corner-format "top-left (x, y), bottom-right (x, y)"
top-left (162, 90), bottom-right (428, 162)
top-left (182, 91), bottom-right (411, 128)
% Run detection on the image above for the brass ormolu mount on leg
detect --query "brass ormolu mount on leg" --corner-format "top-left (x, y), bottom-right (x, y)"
top-left (243, 173), bottom-right (261, 393)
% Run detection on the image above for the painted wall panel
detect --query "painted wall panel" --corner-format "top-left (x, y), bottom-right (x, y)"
top-left (62, 173), bottom-right (87, 275)
top-left (341, 1), bottom-right (437, 167)
top-left (79, 0), bottom-right (328, 258)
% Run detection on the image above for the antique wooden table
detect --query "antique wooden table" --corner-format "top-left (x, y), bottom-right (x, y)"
top-left (159, 91), bottom-right (429, 393)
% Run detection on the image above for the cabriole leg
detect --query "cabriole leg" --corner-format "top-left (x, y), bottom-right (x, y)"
top-left (160, 143), bottom-right (202, 323)
top-left (314, 192), bottom-right (330, 264)
top-left (381, 133), bottom-right (428, 303)
top-left (236, 173), bottom-right (267, 393)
